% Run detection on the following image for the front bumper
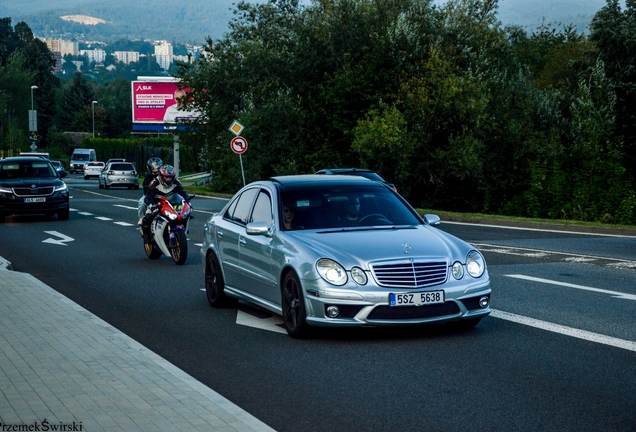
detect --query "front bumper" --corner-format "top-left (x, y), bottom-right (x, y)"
top-left (301, 278), bottom-right (491, 327)
top-left (0, 192), bottom-right (69, 216)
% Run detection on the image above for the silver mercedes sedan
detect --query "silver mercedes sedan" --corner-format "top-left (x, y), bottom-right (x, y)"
top-left (201, 175), bottom-right (491, 338)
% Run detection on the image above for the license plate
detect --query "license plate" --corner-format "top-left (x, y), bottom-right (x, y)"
top-left (389, 290), bottom-right (444, 306)
top-left (25, 197), bottom-right (46, 203)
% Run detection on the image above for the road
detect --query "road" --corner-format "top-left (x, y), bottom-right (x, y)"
top-left (1, 174), bottom-right (635, 432)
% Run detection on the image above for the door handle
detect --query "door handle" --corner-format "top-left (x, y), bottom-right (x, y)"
top-left (239, 237), bottom-right (247, 245)
top-left (217, 229), bottom-right (224, 237)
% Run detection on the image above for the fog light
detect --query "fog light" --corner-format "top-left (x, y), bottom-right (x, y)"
top-left (326, 305), bottom-right (340, 318)
top-left (479, 296), bottom-right (490, 308)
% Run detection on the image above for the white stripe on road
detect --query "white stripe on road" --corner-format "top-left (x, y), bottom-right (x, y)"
top-left (114, 222), bottom-right (134, 227)
top-left (443, 220), bottom-right (636, 238)
top-left (95, 217), bottom-right (113, 221)
top-left (504, 274), bottom-right (636, 300)
top-left (77, 212), bottom-right (93, 216)
top-left (114, 204), bottom-right (138, 210)
top-left (491, 310), bottom-right (636, 352)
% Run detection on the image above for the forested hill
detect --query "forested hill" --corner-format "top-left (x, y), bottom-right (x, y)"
top-left (0, 0), bottom-right (622, 44)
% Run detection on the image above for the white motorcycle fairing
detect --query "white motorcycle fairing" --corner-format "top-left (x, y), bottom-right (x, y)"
top-left (151, 217), bottom-right (171, 257)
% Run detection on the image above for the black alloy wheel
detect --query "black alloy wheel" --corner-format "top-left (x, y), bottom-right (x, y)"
top-left (205, 253), bottom-right (235, 307)
top-left (281, 271), bottom-right (309, 338)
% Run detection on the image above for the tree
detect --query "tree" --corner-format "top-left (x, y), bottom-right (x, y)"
top-left (57, 72), bottom-right (95, 131)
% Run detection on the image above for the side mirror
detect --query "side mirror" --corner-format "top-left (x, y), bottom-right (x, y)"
top-left (246, 221), bottom-right (271, 237)
top-left (59, 170), bottom-right (68, 178)
top-left (424, 214), bottom-right (441, 227)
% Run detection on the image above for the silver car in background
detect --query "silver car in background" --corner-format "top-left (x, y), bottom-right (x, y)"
top-left (83, 161), bottom-right (105, 179)
top-left (98, 162), bottom-right (139, 190)
top-left (201, 175), bottom-right (491, 338)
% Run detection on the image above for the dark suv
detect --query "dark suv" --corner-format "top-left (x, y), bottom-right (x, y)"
top-left (0, 157), bottom-right (70, 222)
top-left (315, 168), bottom-right (397, 191)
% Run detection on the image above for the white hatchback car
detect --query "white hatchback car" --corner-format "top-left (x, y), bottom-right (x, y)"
top-left (83, 161), bottom-right (105, 180)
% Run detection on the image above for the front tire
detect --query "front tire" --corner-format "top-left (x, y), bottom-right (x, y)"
top-left (170, 229), bottom-right (188, 265)
top-left (57, 209), bottom-right (70, 221)
top-left (205, 253), bottom-right (235, 307)
top-left (281, 271), bottom-right (309, 338)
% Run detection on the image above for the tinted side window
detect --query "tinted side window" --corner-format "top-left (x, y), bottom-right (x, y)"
top-left (225, 188), bottom-right (258, 225)
top-left (250, 191), bottom-right (273, 227)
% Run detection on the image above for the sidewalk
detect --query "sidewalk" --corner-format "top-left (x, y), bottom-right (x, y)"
top-left (0, 256), bottom-right (275, 432)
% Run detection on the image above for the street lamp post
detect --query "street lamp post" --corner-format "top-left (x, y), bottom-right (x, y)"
top-left (92, 101), bottom-right (98, 138)
top-left (30, 86), bottom-right (38, 110)
top-left (29, 86), bottom-right (39, 148)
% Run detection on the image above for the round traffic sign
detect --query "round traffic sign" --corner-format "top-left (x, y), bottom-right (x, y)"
top-left (231, 136), bottom-right (248, 154)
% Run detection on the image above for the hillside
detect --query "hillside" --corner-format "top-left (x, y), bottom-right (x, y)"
top-left (0, 0), bottom-right (622, 43)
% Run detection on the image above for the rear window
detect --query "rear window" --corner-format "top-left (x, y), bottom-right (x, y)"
top-left (110, 163), bottom-right (135, 171)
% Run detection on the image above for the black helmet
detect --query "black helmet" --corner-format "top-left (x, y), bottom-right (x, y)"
top-left (146, 157), bottom-right (163, 175)
top-left (158, 165), bottom-right (176, 187)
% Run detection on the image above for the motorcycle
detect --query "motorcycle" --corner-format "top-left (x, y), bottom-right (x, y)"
top-left (141, 193), bottom-right (194, 265)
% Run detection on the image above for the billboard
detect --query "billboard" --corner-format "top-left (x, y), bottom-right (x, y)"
top-left (131, 78), bottom-right (201, 130)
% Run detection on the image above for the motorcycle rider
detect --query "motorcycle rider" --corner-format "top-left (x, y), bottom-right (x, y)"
top-left (137, 157), bottom-right (163, 225)
top-left (141, 164), bottom-right (191, 243)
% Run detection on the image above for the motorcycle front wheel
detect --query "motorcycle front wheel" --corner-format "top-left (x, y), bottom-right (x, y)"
top-left (170, 229), bottom-right (188, 265)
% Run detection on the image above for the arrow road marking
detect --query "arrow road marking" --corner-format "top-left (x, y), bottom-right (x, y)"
top-left (236, 310), bottom-right (287, 334)
top-left (505, 274), bottom-right (636, 300)
top-left (42, 231), bottom-right (74, 246)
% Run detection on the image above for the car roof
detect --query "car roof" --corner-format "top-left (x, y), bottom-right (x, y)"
top-left (270, 174), bottom-right (378, 189)
top-left (315, 168), bottom-right (375, 175)
top-left (1, 157), bottom-right (53, 163)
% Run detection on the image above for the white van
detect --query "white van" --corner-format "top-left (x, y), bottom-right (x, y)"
top-left (70, 148), bottom-right (97, 173)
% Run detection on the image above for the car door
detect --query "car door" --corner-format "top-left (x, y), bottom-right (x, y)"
top-left (238, 188), bottom-right (278, 303)
top-left (215, 187), bottom-right (259, 289)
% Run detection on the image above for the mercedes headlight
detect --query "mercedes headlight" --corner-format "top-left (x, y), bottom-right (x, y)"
top-left (466, 250), bottom-right (485, 278)
top-left (351, 267), bottom-right (367, 285)
top-left (316, 259), bottom-right (347, 286)
top-left (451, 261), bottom-right (464, 279)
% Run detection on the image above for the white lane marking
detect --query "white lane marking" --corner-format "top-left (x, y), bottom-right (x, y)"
top-left (114, 204), bottom-right (138, 210)
top-left (70, 208), bottom-right (79, 212)
top-left (504, 274), bottom-right (636, 300)
top-left (77, 211), bottom-right (93, 216)
top-left (114, 222), bottom-right (134, 227)
top-left (42, 231), bottom-right (74, 246)
top-left (444, 220), bottom-right (636, 238)
top-left (474, 243), bottom-right (636, 265)
top-left (95, 216), bottom-right (113, 221)
top-left (194, 243), bottom-right (203, 247)
top-left (236, 310), bottom-right (287, 334)
top-left (491, 310), bottom-right (636, 352)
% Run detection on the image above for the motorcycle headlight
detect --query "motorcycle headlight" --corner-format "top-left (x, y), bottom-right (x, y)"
top-left (166, 212), bottom-right (178, 221)
top-left (466, 250), bottom-right (485, 278)
top-left (316, 259), bottom-right (347, 286)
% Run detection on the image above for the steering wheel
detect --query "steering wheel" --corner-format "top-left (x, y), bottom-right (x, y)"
top-left (357, 213), bottom-right (392, 225)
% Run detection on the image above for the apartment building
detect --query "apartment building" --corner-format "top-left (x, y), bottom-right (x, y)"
top-left (154, 41), bottom-right (173, 70)
top-left (113, 51), bottom-right (140, 65)
top-left (79, 49), bottom-right (106, 64)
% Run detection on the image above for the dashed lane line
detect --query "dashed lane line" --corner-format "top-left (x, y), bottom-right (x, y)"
top-left (491, 309), bottom-right (636, 352)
